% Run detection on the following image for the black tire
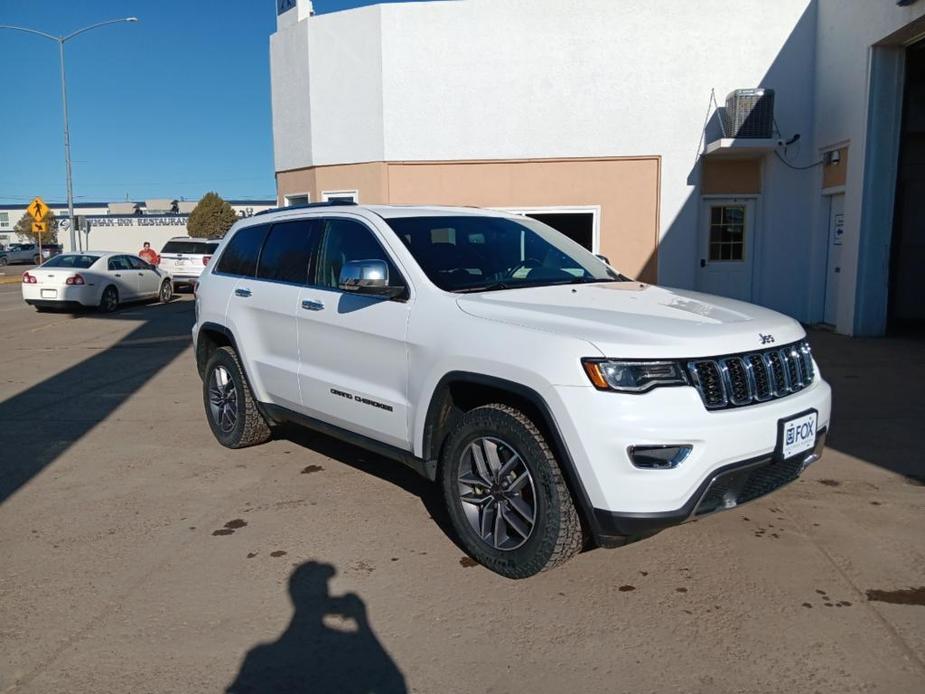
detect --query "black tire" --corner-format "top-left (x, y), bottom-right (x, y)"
top-left (0, 257), bottom-right (8, 267)
top-left (98, 285), bottom-right (118, 313)
top-left (440, 404), bottom-right (584, 579)
top-left (159, 279), bottom-right (173, 303)
top-left (33, 255), bottom-right (42, 265)
top-left (203, 346), bottom-right (271, 449)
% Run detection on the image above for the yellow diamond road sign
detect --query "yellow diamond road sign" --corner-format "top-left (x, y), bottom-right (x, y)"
top-left (27, 197), bottom-right (49, 221)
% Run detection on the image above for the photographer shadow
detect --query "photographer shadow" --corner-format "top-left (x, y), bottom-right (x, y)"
top-left (227, 561), bottom-right (407, 694)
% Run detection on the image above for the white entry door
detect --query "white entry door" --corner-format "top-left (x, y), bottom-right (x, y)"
top-left (823, 194), bottom-right (845, 325)
top-left (697, 198), bottom-right (756, 301)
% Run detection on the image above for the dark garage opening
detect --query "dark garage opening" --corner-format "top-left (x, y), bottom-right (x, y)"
top-left (889, 38), bottom-right (925, 334)
top-left (526, 212), bottom-right (595, 251)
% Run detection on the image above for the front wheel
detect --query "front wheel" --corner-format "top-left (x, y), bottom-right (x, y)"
top-left (203, 346), bottom-right (271, 449)
top-left (440, 404), bottom-right (584, 579)
top-left (159, 279), bottom-right (172, 303)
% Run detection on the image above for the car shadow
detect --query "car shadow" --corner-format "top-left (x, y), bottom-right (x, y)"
top-left (226, 560), bottom-right (407, 694)
top-left (275, 424), bottom-right (466, 553)
top-left (0, 298), bottom-right (194, 505)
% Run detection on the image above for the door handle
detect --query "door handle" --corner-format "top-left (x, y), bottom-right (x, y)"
top-left (699, 259), bottom-right (706, 268)
top-left (301, 299), bottom-right (324, 311)
top-left (235, 288), bottom-right (252, 298)
top-left (114, 273), bottom-right (122, 277)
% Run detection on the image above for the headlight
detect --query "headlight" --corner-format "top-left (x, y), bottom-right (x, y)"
top-left (582, 359), bottom-right (689, 393)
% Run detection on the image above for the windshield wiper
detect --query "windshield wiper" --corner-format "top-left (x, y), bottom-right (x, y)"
top-left (454, 281), bottom-right (512, 293)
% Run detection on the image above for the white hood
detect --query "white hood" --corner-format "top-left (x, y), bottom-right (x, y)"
top-left (456, 282), bottom-right (805, 359)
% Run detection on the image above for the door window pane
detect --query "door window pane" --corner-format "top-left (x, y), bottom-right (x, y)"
top-left (257, 220), bottom-right (317, 285)
top-left (708, 205), bottom-right (746, 261)
top-left (216, 224), bottom-right (269, 277)
top-left (108, 256), bottom-right (132, 271)
top-left (126, 256), bottom-right (148, 270)
top-left (315, 219), bottom-right (401, 289)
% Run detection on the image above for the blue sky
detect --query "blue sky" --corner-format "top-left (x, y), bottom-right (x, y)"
top-left (0, 0), bottom-right (430, 205)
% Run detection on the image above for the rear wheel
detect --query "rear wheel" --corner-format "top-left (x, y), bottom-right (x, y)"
top-left (440, 404), bottom-right (584, 578)
top-left (33, 254), bottom-right (42, 265)
top-left (0, 256), bottom-right (8, 267)
top-left (159, 279), bottom-right (172, 303)
top-left (203, 346), bottom-right (271, 449)
top-left (98, 285), bottom-right (118, 313)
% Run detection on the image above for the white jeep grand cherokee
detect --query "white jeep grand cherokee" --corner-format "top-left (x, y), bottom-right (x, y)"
top-left (193, 202), bottom-right (831, 578)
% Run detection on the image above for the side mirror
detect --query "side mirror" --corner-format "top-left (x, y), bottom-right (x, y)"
top-left (338, 259), bottom-right (404, 298)
top-left (595, 254), bottom-right (611, 265)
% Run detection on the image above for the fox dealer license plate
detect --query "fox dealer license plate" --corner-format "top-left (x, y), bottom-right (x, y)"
top-left (779, 410), bottom-right (817, 460)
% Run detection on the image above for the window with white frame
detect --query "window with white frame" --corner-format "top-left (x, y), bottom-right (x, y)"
top-left (284, 193), bottom-right (310, 207)
top-left (321, 190), bottom-right (359, 203)
top-left (0, 212), bottom-right (9, 229)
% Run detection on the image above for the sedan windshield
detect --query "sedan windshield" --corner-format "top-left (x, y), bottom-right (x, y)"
top-left (384, 215), bottom-right (624, 292)
top-left (42, 254), bottom-right (100, 269)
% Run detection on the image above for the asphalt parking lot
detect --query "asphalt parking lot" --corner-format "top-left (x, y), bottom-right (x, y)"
top-left (0, 282), bottom-right (923, 693)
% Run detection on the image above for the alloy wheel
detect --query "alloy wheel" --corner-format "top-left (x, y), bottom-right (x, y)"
top-left (457, 436), bottom-right (537, 551)
top-left (207, 365), bottom-right (238, 433)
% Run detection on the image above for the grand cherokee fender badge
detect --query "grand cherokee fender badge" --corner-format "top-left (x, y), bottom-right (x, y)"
top-left (759, 333), bottom-right (775, 345)
top-left (330, 388), bottom-right (394, 412)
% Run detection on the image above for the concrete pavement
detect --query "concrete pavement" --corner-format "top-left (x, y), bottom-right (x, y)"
top-left (0, 283), bottom-right (922, 693)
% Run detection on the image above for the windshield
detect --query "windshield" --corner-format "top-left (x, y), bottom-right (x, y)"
top-left (384, 215), bottom-right (624, 292)
top-left (161, 241), bottom-right (218, 255)
top-left (42, 254), bottom-right (99, 269)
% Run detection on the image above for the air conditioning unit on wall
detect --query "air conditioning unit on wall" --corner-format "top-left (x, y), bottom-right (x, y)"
top-left (723, 88), bottom-right (775, 138)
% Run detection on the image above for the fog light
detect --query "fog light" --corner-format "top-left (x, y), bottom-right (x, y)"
top-left (628, 445), bottom-right (692, 469)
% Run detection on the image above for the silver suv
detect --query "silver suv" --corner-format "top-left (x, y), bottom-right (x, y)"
top-left (158, 237), bottom-right (219, 290)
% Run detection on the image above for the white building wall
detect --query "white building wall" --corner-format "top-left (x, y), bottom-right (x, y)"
top-left (274, 0), bottom-right (820, 318)
top-left (812, 0), bottom-right (925, 334)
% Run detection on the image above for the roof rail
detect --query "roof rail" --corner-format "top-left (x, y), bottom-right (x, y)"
top-left (254, 200), bottom-right (357, 216)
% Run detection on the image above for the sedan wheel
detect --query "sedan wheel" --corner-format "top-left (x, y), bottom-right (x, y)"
top-left (99, 286), bottom-right (118, 313)
top-left (159, 280), bottom-right (172, 303)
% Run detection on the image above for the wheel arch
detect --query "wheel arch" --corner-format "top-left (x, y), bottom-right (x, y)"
top-left (421, 371), bottom-right (602, 543)
top-left (196, 322), bottom-right (238, 380)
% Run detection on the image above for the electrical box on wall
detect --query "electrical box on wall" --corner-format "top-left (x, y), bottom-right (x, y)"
top-left (723, 89), bottom-right (775, 139)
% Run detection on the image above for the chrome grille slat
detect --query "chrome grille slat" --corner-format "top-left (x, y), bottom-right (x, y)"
top-left (686, 340), bottom-right (814, 411)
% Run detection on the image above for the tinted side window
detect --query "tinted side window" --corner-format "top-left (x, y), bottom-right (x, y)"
top-left (315, 219), bottom-right (402, 289)
top-left (126, 256), bottom-right (148, 270)
top-left (216, 225), bottom-right (269, 277)
top-left (257, 220), bottom-right (317, 285)
top-left (108, 256), bottom-right (131, 271)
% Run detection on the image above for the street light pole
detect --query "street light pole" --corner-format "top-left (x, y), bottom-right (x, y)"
top-left (0, 18), bottom-right (139, 252)
top-left (58, 39), bottom-right (76, 251)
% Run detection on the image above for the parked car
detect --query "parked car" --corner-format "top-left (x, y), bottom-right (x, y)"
top-left (4, 243), bottom-right (43, 265)
top-left (192, 203), bottom-right (832, 578)
top-left (22, 251), bottom-right (173, 312)
top-left (158, 237), bottom-right (220, 291)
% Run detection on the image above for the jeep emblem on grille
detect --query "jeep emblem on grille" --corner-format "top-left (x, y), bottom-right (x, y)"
top-left (759, 333), bottom-right (775, 345)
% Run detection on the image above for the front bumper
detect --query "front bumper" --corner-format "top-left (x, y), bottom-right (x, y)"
top-left (593, 428), bottom-right (826, 542)
top-left (549, 374), bottom-right (832, 542)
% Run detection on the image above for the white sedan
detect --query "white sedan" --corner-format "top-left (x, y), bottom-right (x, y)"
top-left (22, 251), bottom-right (173, 312)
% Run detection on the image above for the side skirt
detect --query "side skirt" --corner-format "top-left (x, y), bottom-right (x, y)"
top-left (261, 402), bottom-right (437, 480)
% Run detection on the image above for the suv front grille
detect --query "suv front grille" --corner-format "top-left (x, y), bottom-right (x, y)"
top-left (686, 340), bottom-right (815, 410)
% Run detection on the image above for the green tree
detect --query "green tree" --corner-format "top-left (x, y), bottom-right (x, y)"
top-left (14, 209), bottom-right (59, 246)
top-left (186, 192), bottom-right (239, 239)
